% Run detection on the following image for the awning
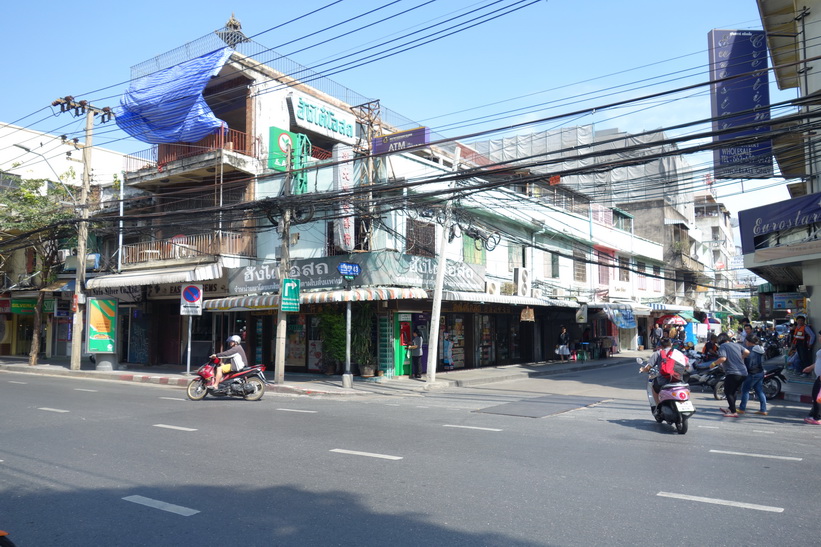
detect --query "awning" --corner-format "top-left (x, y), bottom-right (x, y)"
top-left (85, 263), bottom-right (222, 289)
top-left (204, 294), bottom-right (279, 311)
top-left (605, 300), bottom-right (651, 317)
top-left (677, 310), bottom-right (700, 323)
top-left (716, 301), bottom-right (744, 316)
top-left (649, 303), bottom-right (694, 312)
top-left (302, 287), bottom-right (428, 303)
top-left (41, 279), bottom-right (75, 292)
top-left (443, 291), bottom-right (577, 308)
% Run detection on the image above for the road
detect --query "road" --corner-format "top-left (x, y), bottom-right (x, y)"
top-left (1, 364), bottom-right (817, 546)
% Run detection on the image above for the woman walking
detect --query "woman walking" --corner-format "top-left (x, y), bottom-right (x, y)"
top-left (556, 326), bottom-right (571, 362)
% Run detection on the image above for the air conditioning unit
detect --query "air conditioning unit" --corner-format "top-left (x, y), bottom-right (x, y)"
top-left (485, 280), bottom-right (500, 295)
top-left (531, 288), bottom-right (542, 299)
top-left (514, 267), bottom-right (531, 297)
top-left (57, 249), bottom-right (72, 262)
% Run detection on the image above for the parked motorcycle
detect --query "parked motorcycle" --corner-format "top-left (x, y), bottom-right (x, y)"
top-left (713, 365), bottom-right (786, 401)
top-left (186, 357), bottom-right (267, 401)
top-left (0, 529), bottom-right (16, 547)
top-left (638, 358), bottom-right (695, 434)
top-left (687, 361), bottom-right (724, 394)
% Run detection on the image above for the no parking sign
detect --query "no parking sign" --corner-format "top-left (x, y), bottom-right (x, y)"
top-left (180, 284), bottom-right (203, 316)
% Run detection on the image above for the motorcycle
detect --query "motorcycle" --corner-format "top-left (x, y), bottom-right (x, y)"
top-left (0, 529), bottom-right (16, 547)
top-left (186, 357), bottom-right (267, 401)
top-left (688, 363), bottom-right (725, 395)
top-left (638, 358), bottom-right (695, 434)
top-left (713, 364), bottom-right (786, 401)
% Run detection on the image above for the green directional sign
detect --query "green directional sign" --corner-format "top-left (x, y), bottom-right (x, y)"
top-left (281, 278), bottom-right (300, 312)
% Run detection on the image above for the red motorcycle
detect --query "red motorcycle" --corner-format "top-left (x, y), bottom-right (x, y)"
top-left (186, 357), bottom-right (267, 401)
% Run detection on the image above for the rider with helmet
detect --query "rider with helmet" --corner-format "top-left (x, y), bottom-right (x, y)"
top-left (209, 335), bottom-right (249, 388)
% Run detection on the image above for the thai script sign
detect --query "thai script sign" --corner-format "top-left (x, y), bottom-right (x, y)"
top-left (227, 252), bottom-right (486, 294)
top-left (333, 143), bottom-right (355, 251)
top-left (708, 29), bottom-right (773, 178)
top-left (372, 127), bottom-right (430, 155)
top-left (288, 92), bottom-right (356, 145)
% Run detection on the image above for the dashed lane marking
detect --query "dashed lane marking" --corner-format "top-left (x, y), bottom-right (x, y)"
top-left (38, 408), bottom-right (69, 413)
top-left (710, 449), bottom-right (802, 461)
top-left (159, 397), bottom-right (186, 401)
top-left (330, 449), bottom-right (402, 461)
top-left (443, 424), bottom-right (503, 432)
top-left (153, 424), bottom-right (197, 432)
top-left (657, 492), bottom-right (784, 513)
top-left (122, 495), bottom-right (199, 516)
top-left (8, 381), bottom-right (27, 384)
top-left (277, 408), bottom-right (318, 413)
top-left (75, 388), bottom-right (98, 392)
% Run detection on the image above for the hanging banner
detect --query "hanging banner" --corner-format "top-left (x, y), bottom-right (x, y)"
top-left (87, 298), bottom-right (117, 353)
top-left (333, 143), bottom-right (355, 251)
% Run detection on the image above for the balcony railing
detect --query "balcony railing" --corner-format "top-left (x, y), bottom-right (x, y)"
top-left (121, 232), bottom-right (255, 265)
top-left (124, 128), bottom-right (256, 173)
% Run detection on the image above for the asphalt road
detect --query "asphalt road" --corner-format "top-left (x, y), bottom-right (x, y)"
top-left (1, 365), bottom-right (817, 546)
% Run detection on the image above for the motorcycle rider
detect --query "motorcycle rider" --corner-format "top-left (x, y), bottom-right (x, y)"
top-left (640, 338), bottom-right (687, 412)
top-left (209, 335), bottom-right (249, 388)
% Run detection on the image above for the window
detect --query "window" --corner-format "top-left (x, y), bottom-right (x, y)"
top-left (614, 211), bottom-right (633, 232)
top-left (544, 251), bottom-right (559, 278)
top-left (598, 251), bottom-right (613, 286)
top-left (463, 235), bottom-right (486, 265)
top-left (653, 265), bottom-right (662, 291)
top-left (508, 243), bottom-right (525, 271)
top-left (405, 219), bottom-right (436, 257)
top-left (573, 250), bottom-right (587, 282)
top-left (326, 219), bottom-right (371, 256)
top-left (619, 257), bottom-right (630, 282)
top-left (636, 260), bottom-right (646, 290)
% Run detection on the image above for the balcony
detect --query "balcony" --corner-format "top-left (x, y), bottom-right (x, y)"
top-left (121, 232), bottom-right (255, 267)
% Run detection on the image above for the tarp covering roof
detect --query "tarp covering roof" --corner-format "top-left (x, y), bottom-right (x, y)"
top-left (115, 48), bottom-right (232, 144)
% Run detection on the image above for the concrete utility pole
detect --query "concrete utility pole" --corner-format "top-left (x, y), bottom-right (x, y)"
top-left (52, 97), bottom-right (113, 371)
top-left (273, 145), bottom-right (292, 384)
top-left (426, 149), bottom-right (461, 385)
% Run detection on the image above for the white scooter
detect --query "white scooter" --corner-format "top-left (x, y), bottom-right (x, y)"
top-left (638, 358), bottom-right (696, 435)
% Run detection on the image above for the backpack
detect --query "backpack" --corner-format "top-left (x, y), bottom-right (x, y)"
top-left (659, 349), bottom-right (686, 381)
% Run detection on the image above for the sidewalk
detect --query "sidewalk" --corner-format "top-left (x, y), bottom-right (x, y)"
top-left (0, 350), bottom-right (815, 402)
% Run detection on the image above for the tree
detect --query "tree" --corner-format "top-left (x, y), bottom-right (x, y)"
top-left (0, 177), bottom-right (76, 365)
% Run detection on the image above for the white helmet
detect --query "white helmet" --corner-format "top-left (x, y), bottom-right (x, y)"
top-left (226, 335), bottom-right (242, 345)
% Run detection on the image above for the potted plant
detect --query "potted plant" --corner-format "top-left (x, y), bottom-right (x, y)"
top-left (318, 310), bottom-right (346, 375)
top-left (351, 303), bottom-right (377, 377)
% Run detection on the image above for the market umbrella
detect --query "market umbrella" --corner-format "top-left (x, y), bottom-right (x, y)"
top-left (659, 314), bottom-right (687, 326)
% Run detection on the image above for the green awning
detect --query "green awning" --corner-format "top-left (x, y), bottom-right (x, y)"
top-left (677, 311), bottom-right (700, 323)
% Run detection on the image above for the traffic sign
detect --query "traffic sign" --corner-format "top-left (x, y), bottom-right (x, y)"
top-left (180, 284), bottom-right (203, 316)
top-left (281, 278), bottom-right (300, 312)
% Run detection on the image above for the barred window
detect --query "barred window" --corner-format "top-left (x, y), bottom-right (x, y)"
top-left (406, 219), bottom-right (436, 257)
top-left (619, 257), bottom-right (630, 282)
top-left (573, 250), bottom-right (587, 282)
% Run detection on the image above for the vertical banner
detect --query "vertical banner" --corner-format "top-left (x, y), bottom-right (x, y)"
top-left (333, 143), bottom-right (355, 251)
top-left (708, 29), bottom-right (773, 178)
top-left (268, 126), bottom-right (296, 171)
top-left (87, 298), bottom-right (117, 353)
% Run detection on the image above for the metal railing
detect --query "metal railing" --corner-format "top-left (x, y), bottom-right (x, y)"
top-left (121, 232), bottom-right (255, 265)
top-left (123, 128), bottom-right (255, 173)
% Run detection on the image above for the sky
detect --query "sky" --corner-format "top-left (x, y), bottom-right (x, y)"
top-left (1, 0), bottom-right (793, 219)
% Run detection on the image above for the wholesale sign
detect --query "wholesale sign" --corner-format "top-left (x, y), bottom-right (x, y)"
top-left (87, 298), bottom-right (117, 353)
top-left (708, 29), bottom-right (773, 178)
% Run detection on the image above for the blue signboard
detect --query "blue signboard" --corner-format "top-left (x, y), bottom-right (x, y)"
top-left (372, 127), bottom-right (430, 155)
top-left (738, 191), bottom-right (821, 254)
top-left (708, 29), bottom-right (773, 178)
top-left (337, 262), bottom-right (361, 278)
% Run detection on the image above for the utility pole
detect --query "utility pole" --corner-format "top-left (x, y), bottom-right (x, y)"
top-left (426, 149), bottom-right (461, 386)
top-left (52, 97), bottom-right (113, 371)
top-left (273, 145), bottom-right (292, 384)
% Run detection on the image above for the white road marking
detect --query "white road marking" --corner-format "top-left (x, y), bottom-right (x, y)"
top-left (277, 408), bottom-right (318, 413)
top-left (385, 404), bottom-right (400, 406)
top-left (153, 424), bottom-right (197, 432)
top-left (710, 449), bottom-right (802, 461)
top-left (75, 388), bottom-right (98, 392)
top-left (38, 407), bottom-right (69, 413)
top-left (698, 425), bottom-right (720, 429)
top-left (330, 449), bottom-right (402, 461)
top-left (159, 397), bottom-right (186, 401)
top-left (443, 424), bottom-right (503, 432)
top-left (657, 492), bottom-right (783, 513)
top-left (8, 381), bottom-right (27, 384)
top-left (752, 430), bottom-right (775, 434)
top-left (122, 495), bottom-right (200, 516)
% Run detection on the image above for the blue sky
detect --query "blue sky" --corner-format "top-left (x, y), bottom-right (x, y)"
top-left (2, 0), bottom-right (791, 215)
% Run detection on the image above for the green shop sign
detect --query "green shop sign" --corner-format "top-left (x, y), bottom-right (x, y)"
top-left (288, 92), bottom-right (356, 145)
top-left (11, 299), bottom-right (55, 314)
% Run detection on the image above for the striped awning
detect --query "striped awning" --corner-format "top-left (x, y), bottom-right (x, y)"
top-left (86, 263), bottom-right (222, 289)
top-left (301, 287), bottom-right (428, 303)
top-left (649, 303), bottom-right (694, 312)
top-left (204, 294), bottom-right (279, 311)
top-left (442, 291), bottom-right (577, 308)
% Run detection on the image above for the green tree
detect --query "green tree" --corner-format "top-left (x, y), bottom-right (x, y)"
top-left (0, 178), bottom-right (76, 365)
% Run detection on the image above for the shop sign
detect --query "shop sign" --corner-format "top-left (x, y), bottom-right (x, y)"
top-left (288, 92), bottom-right (356, 145)
top-left (87, 298), bottom-right (117, 353)
top-left (268, 126), bottom-right (297, 171)
top-left (773, 292), bottom-right (804, 310)
top-left (372, 127), bottom-right (430, 155)
top-left (0, 299), bottom-right (10, 314)
top-left (86, 285), bottom-right (144, 303)
top-left (10, 299), bottom-right (55, 314)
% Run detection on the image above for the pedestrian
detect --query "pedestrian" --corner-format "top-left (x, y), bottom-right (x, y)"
top-left (442, 332), bottom-right (454, 371)
top-left (651, 323), bottom-right (663, 348)
top-left (789, 315), bottom-right (815, 375)
top-left (556, 325), bottom-right (571, 362)
top-left (802, 336), bottom-right (821, 425)
top-left (738, 335), bottom-right (767, 416)
top-left (711, 332), bottom-right (750, 417)
top-left (409, 328), bottom-right (424, 379)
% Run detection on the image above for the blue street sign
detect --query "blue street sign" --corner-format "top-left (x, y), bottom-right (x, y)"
top-left (337, 262), bottom-right (361, 277)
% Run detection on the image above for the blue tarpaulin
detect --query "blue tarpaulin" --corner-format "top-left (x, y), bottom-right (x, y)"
top-left (115, 48), bottom-right (232, 144)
